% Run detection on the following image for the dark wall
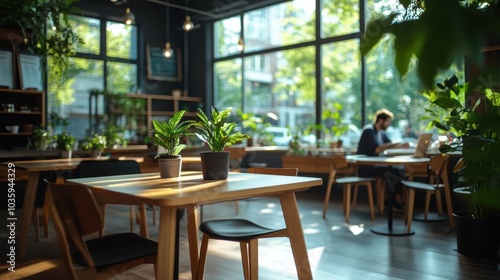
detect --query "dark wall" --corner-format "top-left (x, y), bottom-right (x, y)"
top-left (75, 0), bottom-right (205, 100)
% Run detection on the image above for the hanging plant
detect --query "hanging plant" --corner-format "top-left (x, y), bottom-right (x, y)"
top-left (0, 0), bottom-right (83, 92)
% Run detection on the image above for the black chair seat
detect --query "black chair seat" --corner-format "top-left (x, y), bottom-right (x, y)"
top-left (74, 233), bottom-right (158, 272)
top-left (401, 180), bottom-right (436, 191)
top-left (199, 219), bottom-right (284, 241)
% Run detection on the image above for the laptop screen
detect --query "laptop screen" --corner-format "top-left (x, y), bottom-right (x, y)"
top-left (413, 133), bottom-right (433, 158)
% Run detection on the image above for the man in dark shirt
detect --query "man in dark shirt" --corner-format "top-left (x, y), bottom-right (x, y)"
top-left (357, 109), bottom-right (409, 210)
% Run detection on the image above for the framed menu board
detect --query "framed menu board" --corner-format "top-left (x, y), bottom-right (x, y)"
top-left (0, 50), bottom-right (14, 89)
top-left (146, 43), bottom-right (182, 82)
top-left (18, 53), bottom-right (43, 90)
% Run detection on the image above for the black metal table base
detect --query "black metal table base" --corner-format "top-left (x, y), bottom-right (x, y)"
top-left (370, 225), bottom-right (415, 236)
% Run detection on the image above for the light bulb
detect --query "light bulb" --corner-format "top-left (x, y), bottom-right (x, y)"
top-left (124, 8), bottom-right (135, 25)
top-left (183, 16), bottom-right (194, 31)
top-left (164, 42), bottom-right (173, 58)
top-left (237, 37), bottom-right (244, 51)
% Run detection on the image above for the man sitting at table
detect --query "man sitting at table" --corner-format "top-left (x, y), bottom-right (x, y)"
top-left (357, 108), bottom-right (409, 211)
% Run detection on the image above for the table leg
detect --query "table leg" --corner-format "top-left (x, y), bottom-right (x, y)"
top-left (370, 170), bottom-right (414, 236)
top-left (138, 204), bottom-right (149, 238)
top-left (157, 206), bottom-right (178, 280)
top-left (279, 192), bottom-right (313, 280)
top-left (186, 205), bottom-right (199, 279)
top-left (17, 172), bottom-right (40, 258)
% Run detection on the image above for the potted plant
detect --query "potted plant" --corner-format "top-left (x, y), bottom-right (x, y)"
top-left (31, 127), bottom-right (53, 151)
top-left (145, 110), bottom-right (194, 178)
top-left (423, 74), bottom-right (500, 258)
top-left (194, 107), bottom-right (250, 180)
top-left (80, 134), bottom-right (107, 158)
top-left (55, 132), bottom-right (76, 159)
top-left (103, 125), bottom-right (127, 149)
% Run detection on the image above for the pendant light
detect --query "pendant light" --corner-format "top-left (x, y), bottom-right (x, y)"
top-left (164, 42), bottom-right (173, 58)
top-left (163, 4), bottom-right (173, 58)
top-left (124, 1), bottom-right (135, 25)
top-left (237, 37), bottom-right (244, 52)
top-left (183, 16), bottom-right (194, 31)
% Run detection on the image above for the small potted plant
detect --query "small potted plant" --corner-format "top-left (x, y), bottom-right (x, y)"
top-left (145, 110), bottom-right (194, 178)
top-left (80, 134), bottom-right (107, 158)
top-left (31, 127), bottom-right (54, 151)
top-left (55, 132), bottom-right (77, 159)
top-left (193, 107), bottom-right (250, 180)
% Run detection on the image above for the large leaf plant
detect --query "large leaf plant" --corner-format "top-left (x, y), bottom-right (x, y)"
top-left (194, 107), bottom-right (249, 152)
top-left (145, 110), bottom-right (194, 158)
top-left (423, 74), bottom-right (500, 219)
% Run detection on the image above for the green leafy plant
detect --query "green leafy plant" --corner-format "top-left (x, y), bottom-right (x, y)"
top-left (145, 110), bottom-right (194, 158)
top-left (103, 125), bottom-right (127, 149)
top-left (1, 0), bottom-right (83, 95)
top-left (423, 74), bottom-right (500, 219)
top-left (360, 0), bottom-right (500, 89)
top-left (55, 132), bottom-right (76, 151)
top-left (237, 109), bottom-right (273, 145)
top-left (194, 107), bottom-right (250, 152)
top-left (80, 134), bottom-right (106, 152)
top-left (31, 127), bottom-right (54, 150)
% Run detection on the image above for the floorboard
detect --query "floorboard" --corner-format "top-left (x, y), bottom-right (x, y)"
top-left (1, 191), bottom-right (499, 279)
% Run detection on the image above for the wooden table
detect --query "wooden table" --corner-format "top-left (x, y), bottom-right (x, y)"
top-left (67, 171), bottom-right (323, 280)
top-left (0, 156), bottom-right (144, 258)
top-left (346, 156), bottom-right (438, 236)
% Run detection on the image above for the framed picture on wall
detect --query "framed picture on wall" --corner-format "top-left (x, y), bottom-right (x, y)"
top-left (146, 43), bottom-right (182, 82)
top-left (0, 49), bottom-right (14, 89)
top-left (18, 53), bottom-right (43, 91)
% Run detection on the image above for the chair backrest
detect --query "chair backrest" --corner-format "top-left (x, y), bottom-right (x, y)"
top-left (75, 159), bottom-right (141, 178)
top-left (48, 183), bottom-right (102, 273)
top-left (247, 166), bottom-right (298, 176)
top-left (429, 154), bottom-right (449, 177)
top-left (332, 155), bottom-right (349, 170)
top-left (331, 155), bottom-right (355, 176)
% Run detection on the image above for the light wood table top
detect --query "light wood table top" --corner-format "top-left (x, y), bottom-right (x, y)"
top-left (67, 171), bottom-right (322, 280)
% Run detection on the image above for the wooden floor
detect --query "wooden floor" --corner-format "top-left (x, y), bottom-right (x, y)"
top-left (1, 189), bottom-right (499, 279)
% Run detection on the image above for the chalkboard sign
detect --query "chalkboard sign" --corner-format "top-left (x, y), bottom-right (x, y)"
top-left (146, 43), bottom-right (182, 82)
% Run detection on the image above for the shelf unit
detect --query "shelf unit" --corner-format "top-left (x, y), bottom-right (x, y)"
top-left (128, 93), bottom-right (202, 134)
top-left (0, 88), bottom-right (45, 149)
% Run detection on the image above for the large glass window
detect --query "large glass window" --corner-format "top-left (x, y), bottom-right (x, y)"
top-left (243, 0), bottom-right (315, 52)
top-left (321, 0), bottom-right (360, 38)
top-left (214, 0), bottom-right (464, 148)
top-left (214, 59), bottom-right (242, 110)
top-left (321, 40), bottom-right (362, 148)
top-left (48, 16), bottom-right (138, 140)
top-left (214, 16), bottom-right (241, 58)
top-left (243, 47), bottom-right (316, 129)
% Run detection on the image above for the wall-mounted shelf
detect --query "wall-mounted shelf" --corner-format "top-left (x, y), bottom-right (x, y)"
top-left (128, 93), bottom-right (202, 135)
top-left (0, 88), bottom-right (45, 149)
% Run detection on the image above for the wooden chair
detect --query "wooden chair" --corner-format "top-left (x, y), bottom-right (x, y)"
top-left (48, 182), bottom-right (157, 279)
top-left (401, 154), bottom-right (449, 233)
top-left (196, 167), bottom-right (298, 280)
top-left (74, 159), bottom-right (145, 234)
top-left (323, 155), bottom-right (376, 222)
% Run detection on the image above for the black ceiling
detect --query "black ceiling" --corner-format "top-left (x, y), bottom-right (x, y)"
top-left (141, 0), bottom-right (290, 21)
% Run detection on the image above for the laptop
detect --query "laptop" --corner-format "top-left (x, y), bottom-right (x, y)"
top-left (412, 133), bottom-right (433, 158)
